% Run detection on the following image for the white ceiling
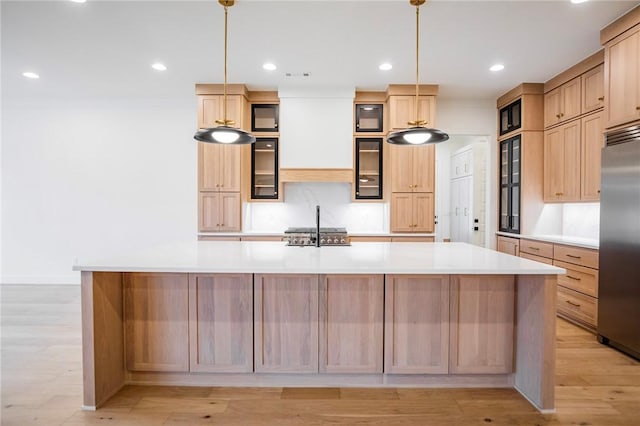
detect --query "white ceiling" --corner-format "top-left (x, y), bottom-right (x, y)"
top-left (2, 0), bottom-right (639, 101)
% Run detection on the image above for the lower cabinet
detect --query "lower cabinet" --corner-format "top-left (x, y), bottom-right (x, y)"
top-left (122, 272), bottom-right (515, 376)
top-left (319, 275), bottom-right (384, 373)
top-left (188, 274), bottom-right (253, 373)
top-left (198, 192), bottom-right (241, 232)
top-left (497, 235), bottom-right (520, 256)
top-left (124, 273), bottom-right (190, 372)
top-left (384, 275), bottom-right (450, 374)
top-left (254, 274), bottom-right (319, 373)
top-left (390, 192), bottom-right (435, 232)
top-left (449, 275), bottom-right (515, 374)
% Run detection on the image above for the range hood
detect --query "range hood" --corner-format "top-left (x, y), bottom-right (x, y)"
top-left (278, 88), bottom-right (354, 183)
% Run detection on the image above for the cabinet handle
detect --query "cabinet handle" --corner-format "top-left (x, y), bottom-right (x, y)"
top-left (528, 247), bottom-right (540, 251)
top-left (598, 96), bottom-right (604, 101)
top-left (566, 300), bottom-right (581, 308)
top-left (597, 190), bottom-right (600, 194)
top-left (464, 164), bottom-right (469, 173)
top-left (566, 254), bottom-right (581, 259)
top-left (464, 208), bottom-right (468, 216)
top-left (567, 275), bottom-right (582, 281)
top-left (356, 191), bottom-right (360, 195)
top-left (216, 184), bottom-right (220, 187)
top-left (555, 192), bottom-right (563, 196)
top-left (455, 208), bottom-right (459, 216)
top-left (636, 106), bottom-right (640, 111)
top-left (560, 112), bottom-right (565, 117)
top-left (556, 114), bottom-right (561, 119)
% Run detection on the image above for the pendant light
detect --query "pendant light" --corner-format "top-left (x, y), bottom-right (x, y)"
top-left (387, 0), bottom-right (449, 145)
top-left (194, 0), bottom-right (256, 145)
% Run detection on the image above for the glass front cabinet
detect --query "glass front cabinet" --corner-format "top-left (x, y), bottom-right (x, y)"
top-left (355, 138), bottom-right (383, 199)
top-left (499, 135), bottom-right (521, 233)
top-left (499, 99), bottom-right (521, 136)
top-left (251, 104), bottom-right (279, 132)
top-left (251, 138), bottom-right (278, 199)
top-left (355, 104), bottom-right (383, 133)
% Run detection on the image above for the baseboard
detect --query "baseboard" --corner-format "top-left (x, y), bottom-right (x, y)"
top-left (1, 274), bottom-right (80, 285)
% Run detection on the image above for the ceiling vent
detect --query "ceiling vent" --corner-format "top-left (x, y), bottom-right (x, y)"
top-left (285, 72), bottom-right (312, 78)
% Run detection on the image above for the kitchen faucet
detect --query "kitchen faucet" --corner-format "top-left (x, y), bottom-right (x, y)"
top-left (315, 205), bottom-right (320, 247)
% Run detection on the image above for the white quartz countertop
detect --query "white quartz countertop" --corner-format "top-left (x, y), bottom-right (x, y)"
top-left (73, 241), bottom-right (564, 275)
top-left (496, 232), bottom-right (599, 249)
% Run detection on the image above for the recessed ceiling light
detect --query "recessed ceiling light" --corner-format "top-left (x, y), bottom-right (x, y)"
top-left (70, 0), bottom-right (87, 3)
top-left (22, 71), bottom-right (40, 79)
top-left (490, 64), bottom-right (505, 72)
top-left (570, 0), bottom-right (589, 4)
top-left (263, 63), bottom-right (277, 71)
top-left (379, 63), bottom-right (393, 71)
top-left (151, 63), bottom-right (167, 71)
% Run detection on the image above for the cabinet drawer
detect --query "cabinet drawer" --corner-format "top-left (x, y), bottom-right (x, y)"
top-left (557, 285), bottom-right (597, 328)
top-left (496, 236), bottom-right (519, 256)
top-left (554, 260), bottom-right (599, 297)
top-left (520, 239), bottom-right (554, 258)
top-left (520, 252), bottom-right (553, 265)
top-left (554, 244), bottom-right (599, 268)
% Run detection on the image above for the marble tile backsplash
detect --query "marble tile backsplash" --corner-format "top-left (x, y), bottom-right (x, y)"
top-left (244, 183), bottom-right (388, 233)
top-left (562, 203), bottom-right (600, 240)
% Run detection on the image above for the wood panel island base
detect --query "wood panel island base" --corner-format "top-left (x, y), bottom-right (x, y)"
top-left (74, 242), bottom-right (563, 413)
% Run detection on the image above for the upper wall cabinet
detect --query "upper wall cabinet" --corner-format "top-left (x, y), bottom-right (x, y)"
top-left (198, 95), bottom-right (244, 129)
top-left (604, 24), bottom-right (640, 128)
top-left (389, 144), bottom-right (435, 193)
top-left (499, 99), bottom-right (521, 136)
top-left (582, 64), bottom-right (605, 114)
top-left (251, 104), bottom-right (279, 132)
top-left (355, 104), bottom-right (383, 133)
top-left (388, 96), bottom-right (436, 130)
top-left (544, 77), bottom-right (581, 128)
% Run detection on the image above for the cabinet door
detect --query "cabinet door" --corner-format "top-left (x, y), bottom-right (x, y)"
top-left (389, 145), bottom-right (414, 192)
top-left (219, 192), bottom-right (241, 232)
top-left (189, 274), bottom-right (253, 373)
top-left (561, 77), bottom-right (582, 123)
top-left (581, 112), bottom-right (604, 201)
top-left (418, 96), bottom-right (436, 127)
top-left (254, 274), bottom-right (319, 373)
top-left (582, 64), bottom-right (604, 114)
top-left (544, 121), bottom-right (580, 202)
top-left (199, 192), bottom-right (221, 232)
top-left (390, 193), bottom-right (414, 232)
top-left (124, 273), bottom-right (189, 372)
top-left (450, 275), bottom-right (515, 374)
top-left (606, 27), bottom-right (640, 127)
top-left (413, 192), bottom-right (435, 233)
top-left (544, 88), bottom-right (562, 128)
top-left (412, 145), bottom-right (435, 192)
top-left (450, 179), bottom-right (460, 241)
top-left (384, 275), bottom-right (449, 374)
top-left (199, 143), bottom-right (220, 191)
top-left (319, 275), bottom-right (383, 373)
top-left (199, 95), bottom-right (222, 128)
top-left (496, 236), bottom-right (519, 256)
top-left (219, 145), bottom-right (241, 192)
top-left (389, 96), bottom-right (414, 130)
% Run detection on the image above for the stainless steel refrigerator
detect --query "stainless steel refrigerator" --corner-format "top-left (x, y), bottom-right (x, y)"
top-left (598, 125), bottom-right (640, 360)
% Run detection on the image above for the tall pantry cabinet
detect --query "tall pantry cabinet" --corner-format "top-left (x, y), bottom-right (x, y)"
top-left (196, 84), bottom-right (249, 232)
top-left (496, 84), bottom-right (545, 236)
top-left (387, 85), bottom-right (438, 233)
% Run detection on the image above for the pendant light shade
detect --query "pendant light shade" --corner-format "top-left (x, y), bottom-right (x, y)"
top-left (194, 0), bottom-right (255, 145)
top-left (387, 0), bottom-right (449, 146)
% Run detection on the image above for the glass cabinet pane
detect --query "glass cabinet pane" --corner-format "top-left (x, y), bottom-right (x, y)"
top-left (512, 137), bottom-right (521, 184)
top-left (511, 186), bottom-right (520, 232)
top-left (355, 138), bottom-right (382, 199)
top-left (251, 138), bottom-right (278, 199)
top-left (511, 101), bottom-right (521, 129)
top-left (499, 99), bottom-right (522, 136)
top-left (251, 104), bottom-right (279, 132)
top-left (355, 104), bottom-right (383, 132)
top-left (500, 141), bottom-right (509, 185)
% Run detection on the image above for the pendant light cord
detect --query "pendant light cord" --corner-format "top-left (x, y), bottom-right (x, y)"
top-left (223, 4), bottom-right (228, 123)
top-left (415, 3), bottom-right (419, 125)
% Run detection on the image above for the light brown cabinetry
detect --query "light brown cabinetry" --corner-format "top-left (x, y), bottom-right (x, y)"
top-left (199, 143), bottom-right (241, 192)
top-left (254, 274), bottom-right (319, 373)
top-left (496, 235), bottom-right (520, 256)
top-left (319, 275), bottom-right (384, 373)
top-left (604, 24), bottom-right (640, 128)
top-left (198, 192), bottom-right (241, 232)
top-left (390, 192), bottom-right (434, 233)
top-left (198, 94), bottom-right (244, 129)
top-left (384, 275), bottom-right (449, 374)
top-left (581, 112), bottom-right (605, 200)
top-left (544, 120), bottom-right (581, 202)
top-left (518, 239), bottom-right (600, 331)
top-left (582, 64), bottom-right (605, 114)
top-left (124, 273), bottom-right (189, 372)
top-left (449, 275), bottom-right (515, 374)
top-left (389, 145), bottom-right (435, 193)
top-left (188, 274), bottom-right (253, 373)
top-left (544, 77), bottom-right (581, 128)
top-left (388, 95), bottom-right (435, 130)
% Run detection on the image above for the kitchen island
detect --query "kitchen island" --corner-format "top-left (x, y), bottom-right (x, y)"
top-left (74, 241), bottom-right (563, 412)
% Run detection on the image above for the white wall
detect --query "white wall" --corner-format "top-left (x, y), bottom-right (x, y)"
top-left (1, 96), bottom-right (197, 284)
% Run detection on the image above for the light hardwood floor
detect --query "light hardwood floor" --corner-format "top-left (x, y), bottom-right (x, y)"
top-left (2, 284), bottom-right (639, 425)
